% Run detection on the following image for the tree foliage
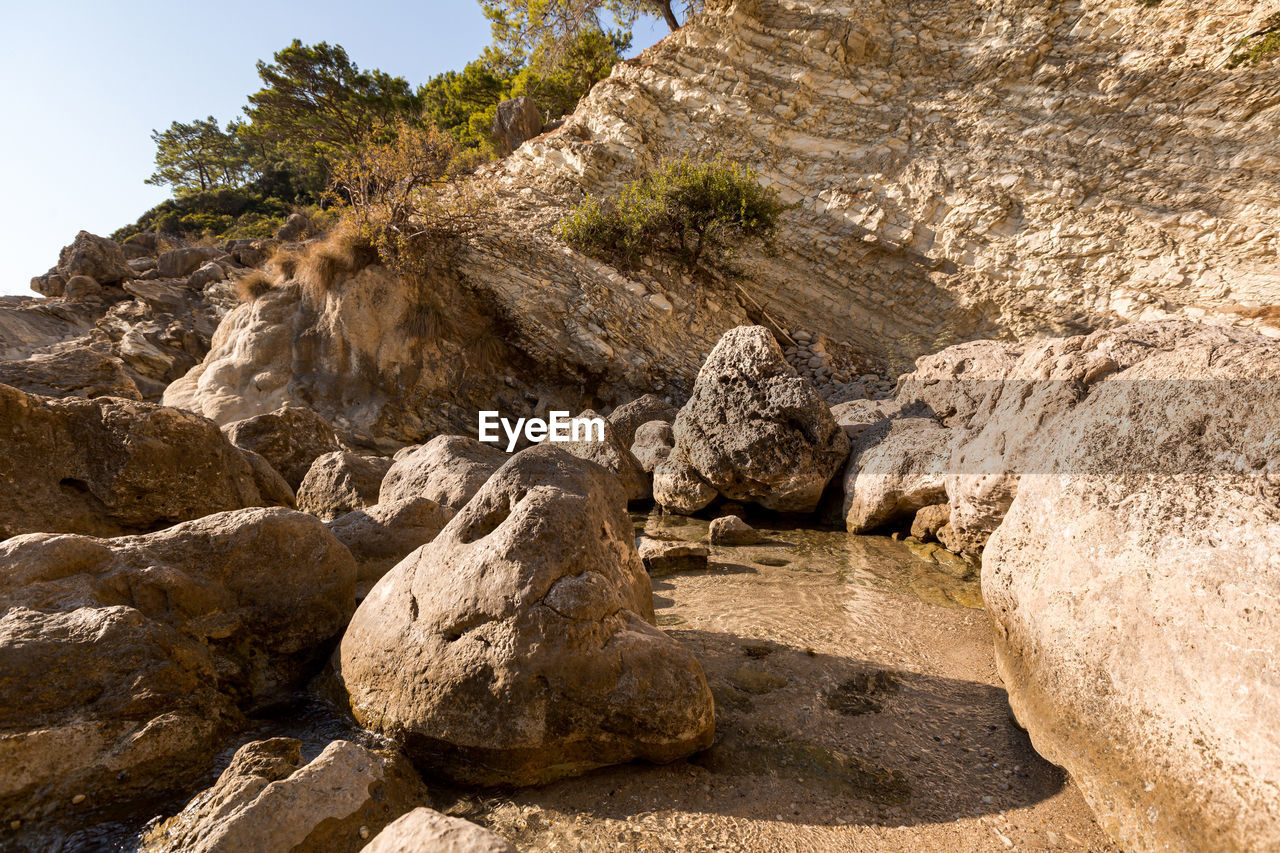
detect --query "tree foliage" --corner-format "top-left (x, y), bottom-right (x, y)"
top-left (329, 120), bottom-right (484, 276)
top-left (242, 40), bottom-right (422, 194)
top-left (146, 117), bottom-right (251, 194)
top-left (481, 0), bottom-right (691, 68)
top-left (420, 27), bottom-right (626, 160)
top-left (559, 157), bottom-right (787, 271)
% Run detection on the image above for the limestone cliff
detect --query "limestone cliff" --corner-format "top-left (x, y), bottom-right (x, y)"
top-left (478, 0), bottom-right (1280, 369)
top-left (168, 0), bottom-right (1280, 439)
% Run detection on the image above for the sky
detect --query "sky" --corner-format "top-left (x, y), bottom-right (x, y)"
top-left (0, 1), bottom-right (668, 295)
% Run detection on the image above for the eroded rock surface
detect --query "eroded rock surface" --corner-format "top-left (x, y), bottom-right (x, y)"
top-left (141, 738), bottom-right (427, 853)
top-left (0, 384), bottom-right (276, 539)
top-left (224, 405), bottom-right (342, 491)
top-left (558, 409), bottom-right (650, 503)
top-left (841, 415), bottom-right (949, 533)
top-left (630, 419), bottom-right (674, 473)
top-left (983, 327), bottom-right (1280, 853)
top-left (328, 497), bottom-right (454, 596)
top-left (334, 444), bottom-right (715, 785)
top-left (297, 451), bottom-right (394, 520)
top-left (379, 435), bottom-right (508, 510)
top-left (608, 394), bottom-right (679, 448)
top-left (0, 508), bottom-right (357, 822)
top-left (669, 326), bottom-right (849, 513)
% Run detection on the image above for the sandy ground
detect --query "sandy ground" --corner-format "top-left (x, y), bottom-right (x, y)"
top-left (442, 513), bottom-right (1117, 852)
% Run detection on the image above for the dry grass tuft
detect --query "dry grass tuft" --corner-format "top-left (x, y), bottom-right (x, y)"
top-left (297, 224), bottom-right (378, 302)
top-left (234, 270), bottom-right (276, 303)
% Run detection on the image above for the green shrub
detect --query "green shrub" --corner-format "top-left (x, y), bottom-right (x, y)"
top-left (1227, 13), bottom-right (1280, 68)
top-left (112, 186), bottom-right (296, 242)
top-left (559, 157), bottom-right (787, 272)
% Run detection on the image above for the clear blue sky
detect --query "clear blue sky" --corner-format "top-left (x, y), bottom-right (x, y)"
top-left (0, 1), bottom-right (667, 295)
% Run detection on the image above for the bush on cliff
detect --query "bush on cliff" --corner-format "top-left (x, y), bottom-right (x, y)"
top-left (559, 157), bottom-right (786, 272)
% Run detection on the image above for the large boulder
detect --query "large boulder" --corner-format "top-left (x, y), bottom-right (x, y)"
top-left (841, 415), bottom-right (950, 533)
top-left (651, 454), bottom-right (717, 515)
top-left (297, 451), bottom-right (393, 521)
top-left (0, 347), bottom-right (141, 400)
top-left (608, 394), bottom-right (679, 448)
top-left (224, 404), bottom-right (342, 491)
top-left (364, 807), bottom-right (516, 853)
top-left (946, 323), bottom-right (1221, 553)
top-left (558, 408), bottom-right (650, 502)
top-left (157, 246), bottom-right (226, 279)
top-left (328, 497), bottom-right (454, 596)
top-left (0, 384), bottom-right (275, 539)
top-left (56, 231), bottom-right (133, 285)
top-left (670, 326), bottom-right (849, 513)
top-left (894, 339), bottom-right (1024, 429)
top-left (0, 508), bottom-right (357, 822)
top-left (630, 419), bottom-right (674, 473)
top-left (378, 435), bottom-right (507, 510)
top-left (141, 738), bottom-right (428, 853)
top-left (334, 444), bottom-right (715, 786)
top-left (492, 96), bottom-right (543, 157)
top-left (984, 324), bottom-right (1280, 852)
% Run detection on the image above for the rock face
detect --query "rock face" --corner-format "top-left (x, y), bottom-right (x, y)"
top-left (163, 269), bottom-right (545, 449)
top-left (479, 0), bottom-right (1280, 369)
top-left (0, 384), bottom-right (277, 539)
top-left (141, 738), bottom-right (428, 853)
top-left (0, 508), bottom-right (357, 821)
top-left (379, 435), bottom-right (508, 510)
top-left (983, 327), bottom-right (1280, 853)
top-left (55, 231), bottom-right (133, 286)
top-left (224, 405), bottom-right (342, 491)
top-left (328, 497), bottom-right (454, 595)
top-left (492, 95), bottom-right (543, 157)
top-left (558, 408), bottom-right (651, 502)
top-left (334, 444), bottom-right (715, 786)
top-left (296, 451), bottom-right (393, 520)
top-left (9, 237), bottom-right (237, 404)
top-left (943, 323), bottom-right (1235, 552)
top-left (364, 807), bottom-right (517, 853)
top-left (669, 326), bottom-right (849, 513)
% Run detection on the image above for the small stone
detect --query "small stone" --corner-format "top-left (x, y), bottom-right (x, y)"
top-left (708, 515), bottom-right (764, 546)
top-left (359, 825), bottom-right (371, 839)
top-left (638, 537), bottom-right (710, 576)
top-left (71, 794), bottom-right (86, 805)
top-left (729, 667), bottom-right (788, 694)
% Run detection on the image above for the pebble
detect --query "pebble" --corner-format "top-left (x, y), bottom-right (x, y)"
top-left (359, 825), bottom-right (370, 840)
top-left (72, 793), bottom-right (85, 805)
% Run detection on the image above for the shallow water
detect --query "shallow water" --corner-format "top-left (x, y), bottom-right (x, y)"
top-left (635, 510), bottom-right (984, 614)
